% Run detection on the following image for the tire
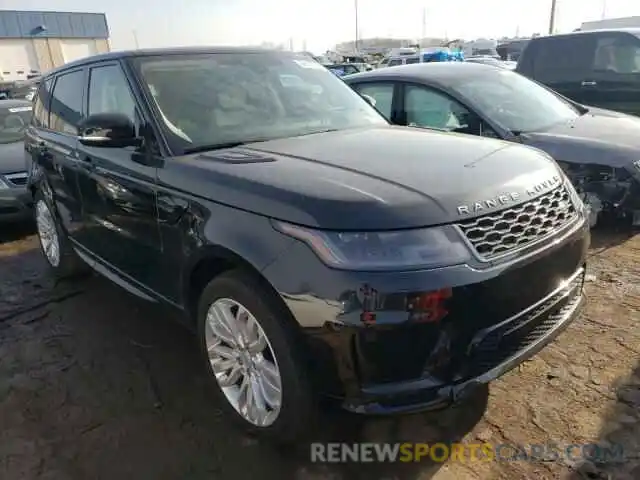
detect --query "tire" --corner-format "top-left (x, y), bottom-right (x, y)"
top-left (33, 189), bottom-right (89, 280)
top-left (196, 268), bottom-right (317, 443)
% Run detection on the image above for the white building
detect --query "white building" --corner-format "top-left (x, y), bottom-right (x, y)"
top-left (580, 16), bottom-right (640, 31)
top-left (0, 10), bottom-right (110, 82)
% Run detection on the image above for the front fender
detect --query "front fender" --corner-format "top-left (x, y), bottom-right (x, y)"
top-left (177, 196), bottom-right (296, 306)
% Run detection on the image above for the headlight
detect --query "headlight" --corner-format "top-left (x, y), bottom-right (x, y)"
top-left (0, 177), bottom-right (9, 190)
top-left (273, 221), bottom-right (471, 271)
top-left (562, 177), bottom-right (587, 214)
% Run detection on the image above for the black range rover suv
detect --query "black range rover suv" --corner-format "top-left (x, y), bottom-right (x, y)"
top-left (25, 47), bottom-right (589, 442)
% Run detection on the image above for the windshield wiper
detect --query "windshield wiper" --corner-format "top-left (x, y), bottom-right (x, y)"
top-left (182, 129), bottom-right (343, 154)
top-left (182, 136), bottom-right (281, 154)
top-left (183, 141), bottom-right (252, 154)
top-left (295, 128), bottom-right (340, 137)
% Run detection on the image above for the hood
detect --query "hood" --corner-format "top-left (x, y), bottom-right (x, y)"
top-left (519, 108), bottom-right (640, 169)
top-left (0, 141), bottom-right (26, 174)
top-left (159, 126), bottom-right (563, 230)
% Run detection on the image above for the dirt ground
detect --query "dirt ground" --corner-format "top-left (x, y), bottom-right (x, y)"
top-left (1, 222), bottom-right (639, 480)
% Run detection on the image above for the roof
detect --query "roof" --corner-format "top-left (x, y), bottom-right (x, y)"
top-left (0, 10), bottom-right (109, 39)
top-left (531, 28), bottom-right (640, 40)
top-left (344, 62), bottom-right (504, 85)
top-left (44, 46), bottom-right (292, 77)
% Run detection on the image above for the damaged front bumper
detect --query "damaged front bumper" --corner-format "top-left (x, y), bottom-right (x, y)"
top-left (344, 266), bottom-right (585, 415)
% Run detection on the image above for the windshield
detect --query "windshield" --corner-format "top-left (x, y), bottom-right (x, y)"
top-left (0, 104), bottom-right (32, 144)
top-left (131, 52), bottom-right (387, 154)
top-left (454, 70), bottom-right (579, 132)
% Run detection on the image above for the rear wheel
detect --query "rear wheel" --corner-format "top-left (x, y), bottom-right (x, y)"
top-left (34, 190), bottom-right (89, 279)
top-left (197, 269), bottom-right (316, 443)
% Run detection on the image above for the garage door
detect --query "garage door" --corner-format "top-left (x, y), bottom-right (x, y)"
top-left (0, 40), bottom-right (40, 82)
top-left (61, 39), bottom-right (98, 64)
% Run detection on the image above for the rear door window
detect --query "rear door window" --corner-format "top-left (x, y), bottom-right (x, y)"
top-left (405, 57), bottom-right (421, 64)
top-left (388, 58), bottom-right (403, 67)
top-left (49, 70), bottom-right (85, 135)
top-left (32, 78), bottom-right (53, 128)
top-left (532, 35), bottom-right (595, 83)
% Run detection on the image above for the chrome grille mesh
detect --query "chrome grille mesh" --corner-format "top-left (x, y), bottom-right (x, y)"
top-left (457, 185), bottom-right (577, 259)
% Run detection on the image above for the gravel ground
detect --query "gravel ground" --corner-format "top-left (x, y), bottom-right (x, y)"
top-left (1, 222), bottom-right (639, 480)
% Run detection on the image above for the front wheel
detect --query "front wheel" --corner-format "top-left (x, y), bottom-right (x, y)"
top-left (197, 269), bottom-right (317, 443)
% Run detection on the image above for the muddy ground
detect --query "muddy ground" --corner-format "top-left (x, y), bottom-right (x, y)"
top-left (0, 222), bottom-right (639, 480)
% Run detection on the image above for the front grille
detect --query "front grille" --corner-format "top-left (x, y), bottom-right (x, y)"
top-left (457, 185), bottom-right (578, 259)
top-left (4, 172), bottom-right (28, 187)
top-left (464, 267), bottom-right (584, 377)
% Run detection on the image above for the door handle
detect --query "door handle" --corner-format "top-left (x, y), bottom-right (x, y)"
top-left (581, 80), bottom-right (597, 87)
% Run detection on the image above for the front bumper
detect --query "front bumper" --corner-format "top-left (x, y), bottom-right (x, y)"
top-left (0, 187), bottom-right (32, 222)
top-left (263, 215), bottom-right (590, 415)
top-left (346, 266), bottom-right (585, 414)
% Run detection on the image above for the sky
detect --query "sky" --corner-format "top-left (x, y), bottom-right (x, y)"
top-left (3, 0), bottom-right (640, 53)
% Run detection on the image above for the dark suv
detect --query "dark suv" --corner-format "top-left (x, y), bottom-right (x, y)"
top-left (26, 47), bottom-right (589, 442)
top-left (516, 28), bottom-right (640, 116)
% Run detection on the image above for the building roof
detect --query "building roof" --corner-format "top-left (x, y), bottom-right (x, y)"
top-left (0, 10), bottom-right (109, 39)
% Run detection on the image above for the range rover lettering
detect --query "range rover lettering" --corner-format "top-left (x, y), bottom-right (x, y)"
top-left (26, 47), bottom-right (589, 443)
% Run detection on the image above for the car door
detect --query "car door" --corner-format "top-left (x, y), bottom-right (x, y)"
top-left (74, 61), bottom-right (165, 296)
top-left (349, 82), bottom-right (400, 123)
top-left (398, 83), bottom-right (500, 138)
top-left (528, 35), bottom-right (596, 105)
top-left (581, 31), bottom-right (640, 115)
top-left (26, 71), bottom-right (85, 236)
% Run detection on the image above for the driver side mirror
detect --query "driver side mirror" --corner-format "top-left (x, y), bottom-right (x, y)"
top-left (361, 94), bottom-right (377, 107)
top-left (78, 113), bottom-right (141, 148)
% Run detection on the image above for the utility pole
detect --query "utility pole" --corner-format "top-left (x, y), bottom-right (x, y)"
top-left (132, 30), bottom-right (139, 49)
top-left (548, 0), bottom-right (557, 35)
top-left (354, 0), bottom-right (359, 52)
top-left (421, 7), bottom-right (426, 42)
top-left (601, 0), bottom-right (607, 19)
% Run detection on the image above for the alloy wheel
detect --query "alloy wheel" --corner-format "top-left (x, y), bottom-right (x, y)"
top-left (205, 298), bottom-right (283, 427)
top-left (35, 199), bottom-right (61, 268)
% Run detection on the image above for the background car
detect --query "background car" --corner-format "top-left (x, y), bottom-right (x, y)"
top-left (345, 62), bottom-right (640, 227)
top-left (0, 99), bottom-right (33, 222)
top-left (516, 28), bottom-right (640, 116)
top-left (465, 56), bottom-right (515, 69)
top-left (324, 63), bottom-right (363, 76)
